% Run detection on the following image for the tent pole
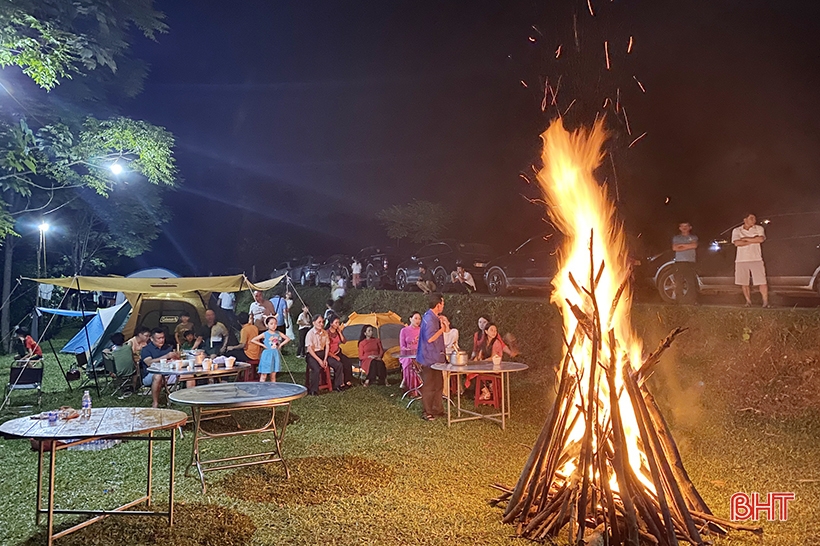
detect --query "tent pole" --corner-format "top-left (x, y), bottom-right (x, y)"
top-left (76, 277), bottom-right (101, 397)
top-left (47, 339), bottom-right (72, 392)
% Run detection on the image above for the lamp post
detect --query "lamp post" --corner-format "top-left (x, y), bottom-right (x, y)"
top-left (36, 221), bottom-right (49, 307)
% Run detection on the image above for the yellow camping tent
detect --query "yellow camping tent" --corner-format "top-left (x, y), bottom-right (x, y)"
top-left (340, 311), bottom-right (405, 370)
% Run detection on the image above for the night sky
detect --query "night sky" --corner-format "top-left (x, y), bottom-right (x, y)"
top-left (115, 0), bottom-right (820, 277)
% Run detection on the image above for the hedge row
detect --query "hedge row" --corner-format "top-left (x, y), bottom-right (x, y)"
top-left (239, 286), bottom-right (820, 418)
top-left (345, 289), bottom-right (820, 418)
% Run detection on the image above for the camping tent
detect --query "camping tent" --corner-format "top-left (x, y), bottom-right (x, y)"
top-left (30, 274), bottom-right (285, 339)
top-left (58, 301), bottom-right (132, 363)
top-left (114, 267), bottom-right (180, 305)
top-left (341, 311), bottom-right (405, 370)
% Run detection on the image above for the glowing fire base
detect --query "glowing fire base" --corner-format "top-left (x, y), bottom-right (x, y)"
top-left (493, 121), bottom-right (761, 545)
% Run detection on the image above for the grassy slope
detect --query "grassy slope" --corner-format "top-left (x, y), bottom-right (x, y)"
top-left (0, 293), bottom-right (818, 545)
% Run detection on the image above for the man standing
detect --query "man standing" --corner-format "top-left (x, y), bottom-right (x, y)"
top-left (351, 258), bottom-right (362, 288)
top-left (416, 263), bottom-right (437, 294)
top-left (218, 291), bottom-right (237, 327)
top-left (417, 293), bottom-right (450, 421)
top-left (193, 309), bottom-right (230, 356)
top-left (449, 262), bottom-right (476, 294)
top-left (249, 290), bottom-right (274, 331)
top-left (269, 292), bottom-right (288, 334)
top-left (671, 222), bottom-right (698, 304)
top-left (732, 213), bottom-right (769, 308)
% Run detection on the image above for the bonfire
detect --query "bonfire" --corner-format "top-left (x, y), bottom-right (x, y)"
top-left (492, 120), bottom-right (762, 545)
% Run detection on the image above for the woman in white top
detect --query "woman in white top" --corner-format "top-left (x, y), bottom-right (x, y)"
top-left (440, 313), bottom-right (460, 355)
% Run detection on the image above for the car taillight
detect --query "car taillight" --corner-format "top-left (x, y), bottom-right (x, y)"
top-left (474, 262), bottom-right (487, 268)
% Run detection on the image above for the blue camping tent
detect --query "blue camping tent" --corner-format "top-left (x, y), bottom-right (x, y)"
top-left (58, 301), bottom-right (132, 363)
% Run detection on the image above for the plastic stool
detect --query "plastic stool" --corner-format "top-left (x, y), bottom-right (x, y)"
top-left (474, 374), bottom-right (501, 409)
top-left (244, 359), bottom-right (260, 382)
top-left (318, 365), bottom-right (333, 392)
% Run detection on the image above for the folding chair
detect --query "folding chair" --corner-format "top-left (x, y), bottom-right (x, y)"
top-left (105, 346), bottom-right (136, 396)
top-left (5, 360), bottom-right (44, 408)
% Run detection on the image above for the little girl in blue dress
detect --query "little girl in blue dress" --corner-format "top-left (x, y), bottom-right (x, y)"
top-left (252, 316), bottom-right (291, 382)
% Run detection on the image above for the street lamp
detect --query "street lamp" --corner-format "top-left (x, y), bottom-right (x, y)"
top-left (36, 221), bottom-right (50, 305)
top-left (110, 162), bottom-right (123, 175)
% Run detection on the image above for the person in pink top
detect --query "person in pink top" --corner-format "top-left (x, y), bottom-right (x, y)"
top-left (399, 312), bottom-right (422, 395)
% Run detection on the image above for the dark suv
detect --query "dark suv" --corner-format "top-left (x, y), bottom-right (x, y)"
top-left (484, 233), bottom-right (560, 296)
top-left (643, 213), bottom-right (820, 303)
top-left (290, 255), bottom-right (320, 286)
top-left (394, 240), bottom-right (492, 292)
top-left (315, 254), bottom-right (352, 286)
top-left (357, 246), bottom-right (402, 289)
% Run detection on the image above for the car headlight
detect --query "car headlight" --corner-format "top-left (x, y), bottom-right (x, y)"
top-left (383, 260), bottom-right (388, 269)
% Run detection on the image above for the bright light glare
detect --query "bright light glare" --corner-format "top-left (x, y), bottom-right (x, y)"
top-left (110, 162), bottom-right (123, 175)
top-left (38, 222), bottom-right (49, 233)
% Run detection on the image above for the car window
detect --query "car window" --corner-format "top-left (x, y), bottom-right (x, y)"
top-left (460, 243), bottom-right (492, 256)
top-left (761, 213), bottom-right (820, 242)
top-left (417, 244), bottom-right (443, 258)
top-left (276, 262), bottom-right (289, 270)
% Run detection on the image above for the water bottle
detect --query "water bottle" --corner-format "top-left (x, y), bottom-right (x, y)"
top-left (81, 390), bottom-right (92, 418)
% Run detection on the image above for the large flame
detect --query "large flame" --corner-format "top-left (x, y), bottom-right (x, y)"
top-left (537, 118), bottom-right (650, 491)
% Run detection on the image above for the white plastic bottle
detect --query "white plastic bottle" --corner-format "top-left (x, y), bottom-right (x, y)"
top-left (81, 390), bottom-right (92, 418)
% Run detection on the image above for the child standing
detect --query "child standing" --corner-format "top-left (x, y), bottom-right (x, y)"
top-left (252, 316), bottom-right (290, 382)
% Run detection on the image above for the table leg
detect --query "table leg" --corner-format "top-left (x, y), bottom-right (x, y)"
top-left (456, 372), bottom-right (462, 417)
top-left (46, 442), bottom-right (56, 546)
top-left (146, 430), bottom-right (154, 507)
top-left (505, 370), bottom-right (512, 419)
top-left (192, 407), bottom-right (207, 493)
top-left (500, 372), bottom-right (506, 431)
top-left (272, 404), bottom-right (290, 478)
top-left (444, 370), bottom-right (451, 427)
top-left (169, 427), bottom-right (176, 527)
top-left (36, 440), bottom-right (44, 525)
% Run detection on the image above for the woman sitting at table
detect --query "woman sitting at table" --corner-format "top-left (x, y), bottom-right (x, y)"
top-left (470, 322), bottom-right (517, 399)
top-left (399, 312), bottom-right (421, 394)
top-left (441, 313), bottom-right (459, 355)
top-left (470, 315), bottom-right (490, 359)
top-left (358, 325), bottom-right (388, 386)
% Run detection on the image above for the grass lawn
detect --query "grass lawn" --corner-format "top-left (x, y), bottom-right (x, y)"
top-left (0, 331), bottom-right (818, 545)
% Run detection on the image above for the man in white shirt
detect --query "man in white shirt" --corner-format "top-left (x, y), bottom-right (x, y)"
top-left (732, 213), bottom-right (769, 308)
top-left (218, 291), bottom-right (236, 327)
top-left (249, 290), bottom-right (274, 331)
top-left (351, 259), bottom-right (362, 288)
top-left (449, 262), bottom-right (476, 294)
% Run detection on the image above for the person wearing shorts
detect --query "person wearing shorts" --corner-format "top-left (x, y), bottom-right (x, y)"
top-left (732, 213), bottom-right (769, 308)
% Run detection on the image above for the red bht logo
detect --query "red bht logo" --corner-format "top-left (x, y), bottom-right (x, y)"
top-left (730, 492), bottom-right (795, 521)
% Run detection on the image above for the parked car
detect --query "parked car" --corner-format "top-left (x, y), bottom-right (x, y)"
top-left (356, 246), bottom-right (403, 289)
top-left (315, 254), bottom-right (352, 286)
top-left (483, 233), bottom-right (560, 296)
top-left (642, 213), bottom-right (820, 303)
top-left (290, 255), bottom-right (320, 286)
top-left (394, 240), bottom-right (493, 292)
top-left (270, 260), bottom-right (294, 279)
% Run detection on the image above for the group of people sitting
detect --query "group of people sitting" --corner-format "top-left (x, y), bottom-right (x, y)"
top-left (415, 261), bottom-right (476, 295)
top-left (76, 284), bottom-right (515, 412)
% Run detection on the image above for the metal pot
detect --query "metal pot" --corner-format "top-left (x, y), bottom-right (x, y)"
top-left (449, 350), bottom-right (469, 365)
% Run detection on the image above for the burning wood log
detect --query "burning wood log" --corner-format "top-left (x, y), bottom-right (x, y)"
top-left (497, 120), bottom-right (760, 545)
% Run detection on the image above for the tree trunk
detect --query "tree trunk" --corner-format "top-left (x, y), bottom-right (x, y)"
top-left (2, 234), bottom-right (15, 353)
